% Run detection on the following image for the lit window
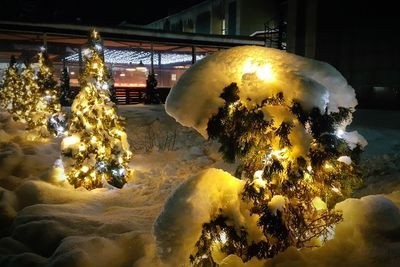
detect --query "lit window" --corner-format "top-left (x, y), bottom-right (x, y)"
top-left (171, 74), bottom-right (177, 81)
top-left (222, 19), bottom-right (226, 35)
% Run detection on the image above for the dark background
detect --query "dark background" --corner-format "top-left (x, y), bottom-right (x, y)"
top-left (0, 0), bottom-right (205, 25)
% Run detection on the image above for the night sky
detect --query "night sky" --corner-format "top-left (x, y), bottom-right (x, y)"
top-left (0, 0), bottom-right (205, 26)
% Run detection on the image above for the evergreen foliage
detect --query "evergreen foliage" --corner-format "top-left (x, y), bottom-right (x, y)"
top-left (192, 83), bottom-right (362, 264)
top-left (0, 55), bottom-right (22, 112)
top-left (60, 65), bottom-right (74, 106)
top-left (5, 51), bottom-right (61, 135)
top-left (144, 72), bottom-right (162, 104)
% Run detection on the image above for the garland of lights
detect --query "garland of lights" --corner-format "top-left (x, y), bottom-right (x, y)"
top-left (190, 83), bottom-right (362, 265)
top-left (61, 30), bottom-right (132, 190)
top-left (65, 49), bottom-right (205, 65)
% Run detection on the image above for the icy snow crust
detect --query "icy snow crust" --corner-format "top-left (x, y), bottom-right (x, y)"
top-left (1, 106), bottom-right (400, 267)
top-left (166, 46), bottom-right (358, 138)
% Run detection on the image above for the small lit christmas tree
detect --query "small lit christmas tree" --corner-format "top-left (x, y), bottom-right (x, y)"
top-left (9, 51), bottom-right (61, 134)
top-left (144, 72), bottom-right (162, 104)
top-left (60, 64), bottom-right (74, 106)
top-left (190, 83), bottom-right (362, 265)
top-left (61, 30), bottom-right (132, 190)
top-left (106, 68), bottom-right (118, 104)
top-left (0, 56), bottom-right (22, 112)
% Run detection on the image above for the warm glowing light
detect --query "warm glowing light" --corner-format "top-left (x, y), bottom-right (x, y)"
top-left (62, 135), bottom-right (80, 147)
top-left (256, 64), bottom-right (275, 81)
top-left (79, 143), bottom-right (86, 151)
top-left (81, 165), bottom-right (89, 173)
top-left (254, 176), bottom-right (267, 188)
top-left (242, 59), bottom-right (275, 82)
top-left (324, 163), bottom-right (333, 169)
top-left (331, 186), bottom-right (341, 194)
top-left (307, 165), bottom-right (312, 172)
top-left (53, 159), bottom-right (67, 181)
top-left (312, 197), bottom-right (327, 210)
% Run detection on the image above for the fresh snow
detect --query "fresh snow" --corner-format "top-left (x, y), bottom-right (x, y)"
top-left (166, 46), bottom-right (358, 138)
top-left (0, 105), bottom-right (399, 267)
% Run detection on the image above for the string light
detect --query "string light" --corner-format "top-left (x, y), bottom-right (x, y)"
top-left (65, 49), bottom-right (205, 65)
top-left (2, 52), bottom-right (62, 136)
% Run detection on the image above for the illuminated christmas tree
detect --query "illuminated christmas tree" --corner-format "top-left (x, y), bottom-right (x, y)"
top-left (9, 51), bottom-right (61, 135)
top-left (61, 30), bottom-right (132, 190)
top-left (0, 55), bottom-right (22, 112)
top-left (190, 83), bottom-right (362, 265)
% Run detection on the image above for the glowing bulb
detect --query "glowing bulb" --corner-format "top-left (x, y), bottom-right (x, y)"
top-left (81, 165), bottom-right (89, 173)
top-left (253, 170), bottom-right (263, 180)
top-left (336, 129), bottom-right (344, 138)
top-left (95, 44), bottom-right (102, 51)
top-left (324, 163), bottom-right (333, 169)
top-left (219, 231), bottom-right (227, 244)
top-left (62, 135), bottom-right (80, 147)
top-left (254, 176), bottom-right (267, 188)
top-left (79, 144), bottom-right (86, 151)
top-left (307, 165), bottom-right (312, 172)
top-left (312, 197), bottom-right (327, 210)
top-left (331, 186), bottom-right (341, 194)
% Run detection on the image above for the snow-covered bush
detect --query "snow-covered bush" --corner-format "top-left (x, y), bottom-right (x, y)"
top-left (158, 46), bottom-right (368, 265)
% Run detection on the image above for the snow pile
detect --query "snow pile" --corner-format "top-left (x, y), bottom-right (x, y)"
top-left (154, 168), bottom-right (247, 265)
top-left (154, 171), bottom-right (400, 267)
top-left (166, 46), bottom-right (358, 138)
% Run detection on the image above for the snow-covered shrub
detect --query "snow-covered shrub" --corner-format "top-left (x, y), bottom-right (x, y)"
top-left (159, 46), bottom-right (368, 265)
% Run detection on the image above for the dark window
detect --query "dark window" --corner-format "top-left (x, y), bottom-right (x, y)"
top-left (196, 11), bottom-right (211, 34)
top-left (228, 1), bottom-right (237, 35)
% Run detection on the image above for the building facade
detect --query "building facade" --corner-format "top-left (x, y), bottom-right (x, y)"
top-left (146, 0), bottom-right (285, 38)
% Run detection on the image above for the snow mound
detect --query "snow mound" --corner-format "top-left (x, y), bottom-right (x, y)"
top-left (155, 171), bottom-right (400, 266)
top-left (154, 168), bottom-right (246, 265)
top-left (166, 46), bottom-right (357, 138)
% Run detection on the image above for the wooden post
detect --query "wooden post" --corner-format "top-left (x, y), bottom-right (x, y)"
top-left (191, 45), bottom-right (196, 64)
top-left (150, 43), bottom-right (154, 74)
top-left (125, 89), bottom-right (129, 105)
top-left (78, 47), bottom-right (83, 73)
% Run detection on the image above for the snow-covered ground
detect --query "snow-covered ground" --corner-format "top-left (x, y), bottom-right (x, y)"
top-left (0, 105), bottom-right (399, 267)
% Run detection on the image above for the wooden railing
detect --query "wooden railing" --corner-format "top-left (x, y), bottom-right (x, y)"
top-left (115, 87), bottom-right (145, 104)
top-left (115, 87), bottom-right (171, 105)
